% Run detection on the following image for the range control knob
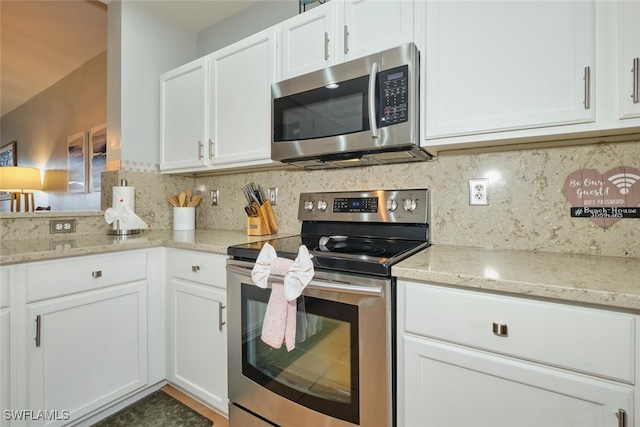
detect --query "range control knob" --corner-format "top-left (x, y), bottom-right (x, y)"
top-left (317, 200), bottom-right (328, 211)
top-left (403, 198), bottom-right (417, 212)
top-left (386, 199), bottom-right (398, 212)
top-left (304, 200), bottom-right (315, 211)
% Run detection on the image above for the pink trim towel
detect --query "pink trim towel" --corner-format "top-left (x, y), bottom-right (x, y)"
top-left (251, 243), bottom-right (314, 351)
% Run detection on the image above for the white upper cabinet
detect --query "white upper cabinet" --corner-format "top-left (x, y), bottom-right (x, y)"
top-left (341, 0), bottom-right (414, 62)
top-left (422, 0), bottom-right (595, 140)
top-left (160, 58), bottom-right (210, 171)
top-left (280, 3), bottom-right (337, 79)
top-left (280, 0), bottom-right (414, 80)
top-left (209, 28), bottom-right (278, 167)
top-left (619, 0), bottom-right (640, 119)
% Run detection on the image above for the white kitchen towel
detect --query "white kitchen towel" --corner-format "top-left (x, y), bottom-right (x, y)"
top-left (251, 243), bottom-right (314, 351)
top-left (104, 204), bottom-right (149, 231)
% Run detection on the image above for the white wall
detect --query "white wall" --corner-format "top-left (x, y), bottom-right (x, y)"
top-left (112, 1), bottom-right (198, 166)
top-left (197, 0), bottom-right (298, 56)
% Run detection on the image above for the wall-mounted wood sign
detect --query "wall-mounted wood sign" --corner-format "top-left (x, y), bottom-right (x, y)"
top-left (564, 166), bottom-right (640, 228)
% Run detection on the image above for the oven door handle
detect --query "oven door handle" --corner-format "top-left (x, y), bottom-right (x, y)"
top-left (226, 264), bottom-right (384, 297)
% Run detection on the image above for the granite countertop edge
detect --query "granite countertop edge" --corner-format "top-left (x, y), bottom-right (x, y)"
top-left (392, 245), bottom-right (640, 312)
top-left (2, 232), bottom-right (639, 311)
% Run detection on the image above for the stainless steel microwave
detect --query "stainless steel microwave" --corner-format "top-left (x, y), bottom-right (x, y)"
top-left (271, 43), bottom-right (431, 169)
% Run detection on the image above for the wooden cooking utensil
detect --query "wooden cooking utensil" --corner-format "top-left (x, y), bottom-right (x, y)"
top-left (178, 192), bottom-right (186, 207)
top-left (187, 194), bottom-right (202, 207)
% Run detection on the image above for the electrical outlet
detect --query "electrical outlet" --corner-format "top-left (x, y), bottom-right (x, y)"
top-left (469, 178), bottom-right (489, 206)
top-left (49, 219), bottom-right (76, 234)
top-left (210, 189), bottom-right (219, 206)
top-left (267, 187), bottom-right (278, 206)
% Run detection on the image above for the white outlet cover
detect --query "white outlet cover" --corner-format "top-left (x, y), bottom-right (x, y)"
top-left (469, 178), bottom-right (489, 206)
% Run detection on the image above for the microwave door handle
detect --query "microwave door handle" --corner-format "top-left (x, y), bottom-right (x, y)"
top-left (368, 62), bottom-right (380, 139)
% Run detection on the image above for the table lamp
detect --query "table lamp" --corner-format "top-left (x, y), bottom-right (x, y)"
top-left (43, 169), bottom-right (69, 193)
top-left (0, 166), bottom-right (43, 212)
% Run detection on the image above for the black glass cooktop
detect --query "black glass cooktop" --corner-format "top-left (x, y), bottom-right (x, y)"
top-left (227, 234), bottom-right (429, 277)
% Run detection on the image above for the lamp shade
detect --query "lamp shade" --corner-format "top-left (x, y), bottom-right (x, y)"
top-left (43, 169), bottom-right (69, 192)
top-left (0, 166), bottom-right (42, 192)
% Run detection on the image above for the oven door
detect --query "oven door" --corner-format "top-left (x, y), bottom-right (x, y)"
top-left (226, 261), bottom-right (393, 427)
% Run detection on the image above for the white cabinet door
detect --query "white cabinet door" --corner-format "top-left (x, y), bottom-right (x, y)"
top-left (280, 2), bottom-right (337, 80)
top-left (423, 0), bottom-right (595, 139)
top-left (160, 57), bottom-right (209, 171)
top-left (166, 279), bottom-right (227, 415)
top-left (402, 335), bottom-right (633, 427)
top-left (0, 311), bottom-right (8, 427)
top-left (619, 0), bottom-right (640, 119)
top-left (1, 266), bottom-right (12, 427)
top-left (209, 28), bottom-right (277, 166)
top-left (342, 0), bottom-right (413, 62)
top-left (27, 282), bottom-right (148, 427)
top-left (280, 0), bottom-right (414, 80)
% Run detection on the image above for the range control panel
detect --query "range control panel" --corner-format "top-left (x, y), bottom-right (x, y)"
top-left (298, 189), bottom-right (429, 224)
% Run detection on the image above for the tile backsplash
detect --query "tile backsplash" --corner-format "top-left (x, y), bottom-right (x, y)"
top-left (2, 138), bottom-right (639, 258)
top-left (191, 138), bottom-right (640, 258)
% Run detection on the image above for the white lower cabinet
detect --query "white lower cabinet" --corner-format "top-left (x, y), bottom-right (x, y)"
top-left (166, 249), bottom-right (228, 415)
top-left (27, 283), bottom-right (148, 427)
top-left (11, 250), bottom-right (159, 427)
top-left (398, 280), bottom-right (637, 427)
top-left (1, 266), bottom-right (12, 427)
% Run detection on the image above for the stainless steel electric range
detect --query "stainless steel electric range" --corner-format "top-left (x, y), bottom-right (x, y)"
top-left (226, 189), bottom-right (430, 427)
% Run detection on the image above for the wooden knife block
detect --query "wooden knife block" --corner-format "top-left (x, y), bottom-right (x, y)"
top-left (247, 200), bottom-right (278, 236)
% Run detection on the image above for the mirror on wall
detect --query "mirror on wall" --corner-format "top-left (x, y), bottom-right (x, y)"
top-left (0, 0), bottom-right (107, 212)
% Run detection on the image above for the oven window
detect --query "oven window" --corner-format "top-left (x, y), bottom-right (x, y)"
top-left (241, 283), bottom-right (360, 424)
top-left (273, 74), bottom-right (371, 142)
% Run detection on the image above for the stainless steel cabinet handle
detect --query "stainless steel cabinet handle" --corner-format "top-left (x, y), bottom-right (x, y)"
top-left (632, 58), bottom-right (639, 104)
top-left (368, 62), bottom-right (380, 139)
top-left (209, 139), bottom-right (214, 159)
top-left (492, 322), bottom-right (508, 337)
top-left (218, 302), bottom-right (226, 331)
top-left (92, 270), bottom-right (102, 278)
top-left (324, 32), bottom-right (330, 60)
top-left (192, 265), bottom-right (200, 272)
top-left (343, 25), bottom-right (349, 55)
top-left (35, 315), bottom-right (41, 347)
top-left (198, 140), bottom-right (204, 160)
top-left (617, 409), bottom-right (627, 427)
top-left (583, 66), bottom-right (591, 110)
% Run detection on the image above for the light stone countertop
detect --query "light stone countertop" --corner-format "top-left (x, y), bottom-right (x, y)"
top-left (392, 245), bottom-right (640, 311)
top-left (2, 232), bottom-right (639, 312)
top-left (0, 229), bottom-right (284, 265)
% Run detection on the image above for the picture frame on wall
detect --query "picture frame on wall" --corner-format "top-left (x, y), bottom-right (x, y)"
top-left (89, 123), bottom-right (106, 193)
top-left (0, 141), bottom-right (17, 167)
top-left (67, 132), bottom-right (87, 193)
top-left (0, 141), bottom-right (17, 201)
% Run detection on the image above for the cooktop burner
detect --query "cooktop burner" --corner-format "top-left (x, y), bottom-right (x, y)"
top-left (227, 189), bottom-right (431, 277)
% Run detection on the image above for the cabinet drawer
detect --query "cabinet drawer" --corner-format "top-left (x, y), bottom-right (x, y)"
top-left (403, 282), bottom-right (636, 383)
top-left (0, 267), bottom-right (9, 308)
top-left (26, 251), bottom-right (147, 302)
top-left (167, 249), bottom-right (227, 289)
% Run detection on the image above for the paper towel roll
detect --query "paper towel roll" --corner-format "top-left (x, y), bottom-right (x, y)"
top-left (112, 186), bottom-right (135, 211)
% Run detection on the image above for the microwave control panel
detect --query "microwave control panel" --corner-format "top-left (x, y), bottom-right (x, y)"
top-left (379, 65), bottom-right (409, 127)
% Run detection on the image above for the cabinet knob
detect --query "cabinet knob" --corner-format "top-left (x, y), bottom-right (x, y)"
top-left (492, 322), bottom-right (508, 337)
top-left (192, 265), bottom-right (200, 273)
top-left (92, 270), bottom-right (102, 278)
